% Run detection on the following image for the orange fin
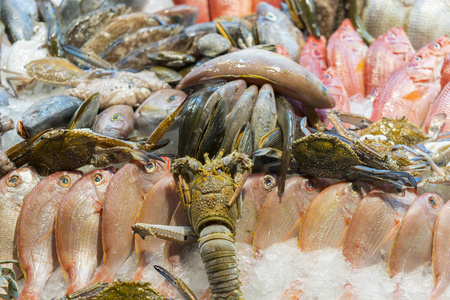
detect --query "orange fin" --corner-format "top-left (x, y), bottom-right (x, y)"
top-left (402, 89), bottom-right (423, 101)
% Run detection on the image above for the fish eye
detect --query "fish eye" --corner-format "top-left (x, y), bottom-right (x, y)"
top-left (321, 86), bottom-right (329, 94)
top-left (433, 43), bottom-right (441, 50)
top-left (110, 113), bottom-right (121, 121)
top-left (168, 95), bottom-right (176, 102)
top-left (351, 183), bottom-right (360, 194)
top-left (325, 74), bottom-right (332, 79)
top-left (388, 31), bottom-right (396, 37)
top-left (429, 197), bottom-right (436, 208)
top-left (59, 175), bottom-right (71, 187)
top-left (92, 173), bottom-right (103, 185)
top-left (265, 12), bottom-right (277, 21)
top-left (414, 56), bottom-right (421, 61)
top-left (7, 175), bottom-right (22, 187)
top-left (145, 161), bottom-right (157, 173)
top-left (306, 179), bottom-right (316, 191)
top-left (263, 175), bottom-right (275, 191)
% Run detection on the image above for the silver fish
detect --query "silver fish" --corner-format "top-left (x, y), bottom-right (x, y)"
top-left (92, 105), bottom-right (134, 139)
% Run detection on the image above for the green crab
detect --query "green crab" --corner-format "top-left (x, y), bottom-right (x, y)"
top-left (0, 260), bottom-right (20, 300)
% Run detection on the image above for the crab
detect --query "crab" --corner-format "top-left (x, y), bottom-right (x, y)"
top-left (0, 260), bottom-right (20, 300)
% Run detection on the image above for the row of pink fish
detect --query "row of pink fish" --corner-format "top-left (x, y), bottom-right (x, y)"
top-left (299, 18), bottom-right (450, 132)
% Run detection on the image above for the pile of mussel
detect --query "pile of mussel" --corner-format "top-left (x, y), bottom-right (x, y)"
top-left (1, 0), bottom-right (450, 299)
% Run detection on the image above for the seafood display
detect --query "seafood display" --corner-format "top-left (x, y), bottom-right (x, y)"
top-left (1, 0), bottom-right (450, 299)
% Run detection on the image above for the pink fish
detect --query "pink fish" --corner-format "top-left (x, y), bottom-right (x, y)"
top-left (321, 67), bottom-right (351, 112)
top-left (442, 54), bottom-right (450, 89)
top-left (327, 19), bottom-right (368, 98)
top-left (299, 35), bottom-right (328, 79)
top-left (364, 27), bottom-right (416, 96)
top-left (423, 82), bottom-right (450, 133)
top-left (371, 35), bottom-right (450, 127)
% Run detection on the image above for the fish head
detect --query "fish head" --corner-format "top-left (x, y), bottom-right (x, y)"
top-left (242, 172), bottom-right (279, 210)
top-left (134, 156), bottom-right (171, 191)
top-left (370, 184), bottom-right (418, 217)
top-left (0, 166), bottom-right (40, 206)
top-left (256, 2), bottom-right (281, 24)
top-left (93, 105), bottom-right (134, 139)
top-left (407, 48), bottom-right (444, 82)
top-left (335, 19), bottom-right (365, 51)
top-left (383, 27), bottom-right (415, 57)
top-left (87, 167), bottom-right (116, 204)
top-left (53, 170), bottom-right (83, 190)
top-left (415, 192), bottom-right (444, 222)
top-left (321, 67), bottom-right (348, 102)
top-left (326, 180), bottom-right (372, 218)
top-left (302, 35), bottom-right (327, 61)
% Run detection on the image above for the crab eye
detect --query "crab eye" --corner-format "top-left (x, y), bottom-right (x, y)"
top-left (145, 161), bottom-right (157, 173)
top-left (168, 95), bottom-right (176, 102)
top-left (429, 197), bottom-right (437, 208)
top-left (92, 173), bottom-right (103, 185)
top-left (59, 175), bottom-right (71, 187)
top-left (7, 175), bottom-right (22, 187)
top-left (262, 175), bottom-right (275, 190)
top-left (351, 183), bottom-right (360, 194)
top-left (110, 113), bottom-right (121, 121)
top-left (265, 12), bottom-right (277, 21)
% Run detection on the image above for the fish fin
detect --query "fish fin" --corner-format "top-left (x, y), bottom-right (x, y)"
top-left (355, 59), bottom-right (365, 72)
top-left (372, 223), bottom-right (400, 261)
top-left (282, 217), bottom-right (303, 242)
top-left (402, 89), bottom-right (424, 101)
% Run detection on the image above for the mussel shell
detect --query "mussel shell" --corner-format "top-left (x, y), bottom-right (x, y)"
top-left (20, 95), bottom-right (83, 138)
top-left (149, 66), bottom-right (183, 85)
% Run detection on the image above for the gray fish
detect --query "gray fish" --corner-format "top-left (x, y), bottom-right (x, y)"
top-left (92, 105), bottom-right (134, 139)
top-left (251, 83), bottom-right (277, 150)
top-left (102, 24), bottom-right (184, 63)
top-left (256, 2), bottom-right (305, 61)
top-left (135, 89), bottom-right (186, 134)
top-left (147, 50), bottom-right (195, 68)
top-left (149, 66), bottom-right (183, 85)
top-left (20, 95), bottom-right (83, 138)
top-left (1, 0), bottom-right (38, 42)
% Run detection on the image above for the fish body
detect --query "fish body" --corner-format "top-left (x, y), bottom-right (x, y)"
top-left (388, 193), bottom-right (444, 278)
top-left (371, 36), bottom-right (450, 127)
top-left (431, 200), bottom-right (450, 299)
top-left (364, 27), bottom-right (416, 96)
top-left (256, 2), bottom-right (305, 61)
top-left (250, 83), bottom-right (277, 149)
top-left (132, 174), bottom-right (179, 280)
top-left (17, 171), bottom-right (82, 300)
top-left (424, 82), bottom-right (450, 133)
top-left (252, 176), bottom-right (328, 251)
top-left (1, 0), bottom-right (38, 42)
top-left (299, 35), bottom-right (327, 79)
top-left (55, 168), bottom-right (115, 294)
top-left (0, 167), bottom-right (40, 274)
top-left (235, 172), bottom-right (278, 244)
top-left (343, 186), bottom-right (417, 268)
top-left (176, 49), bottom-right (336, 109)
top-left (441, 54), bottom-right (450, 89)
top-left (87, 158), bottom-right (170, 285)
top-left (298, 181), bottom-right (370, 252)
top-left (327, 19), bottom-right (368, 98)
top-left (92, 105), bottom-right (134, 139)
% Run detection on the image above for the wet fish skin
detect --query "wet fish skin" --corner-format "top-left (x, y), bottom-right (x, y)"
top-left (92, 105), bottom-right (134, 139)
top-left (235, 172), bottom-right (279, 244)
top-left (135, 89), bottom-right (186, 135)
top-left (371, 35), bottom-right (450, 127)
top-left (431, 200), bottom-right (450, 299)
top-left (327, 19), bottom-right (368, 98)
top-left (364, 27), bottom-right (416, 96)
top-left (388, 193), bottom-right (444, 278)
top-left (442, 54), bottom-right (450, 89)
top-left (0, 167), bottom-right (40, 275)
top-left (252, 176), bottom-right (329, 251)
top-left (132, 174), bottom-right (180, 280)
top-left (299, 35), bottom-right (328, 79)
top-left (298, 181), bottom-right (371, 252)
top-left (55, 168), bottom-right (115, 294)
top-left (154, 5), bottom-right (199, 27)
top-left (343, 185), bottom-right (417, 268)
top-left (176, 48), bottom-right (336, 109)
top-left (424, 82), bottom-right (450, 133)
top-left (1, 0), bottom-right (38, 42)
top-left (256, 2), bottom-right (305, 61)
top-left (87, 158), bottom-right (170, 285)
top-left (17, 171), bottom-right (82, 300)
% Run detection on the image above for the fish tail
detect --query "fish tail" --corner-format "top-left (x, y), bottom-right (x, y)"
top-left (86, 265), bottom-right (115, 286)
top-left (131, 267), bottom-right (144, 281)
top-left (17, 283), bottom-right (42, 300)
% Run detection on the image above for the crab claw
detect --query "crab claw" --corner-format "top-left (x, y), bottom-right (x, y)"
top-left (350, 165), bottom-right (417, 189)
top-left (153, 265), bottom-right (198, 300)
